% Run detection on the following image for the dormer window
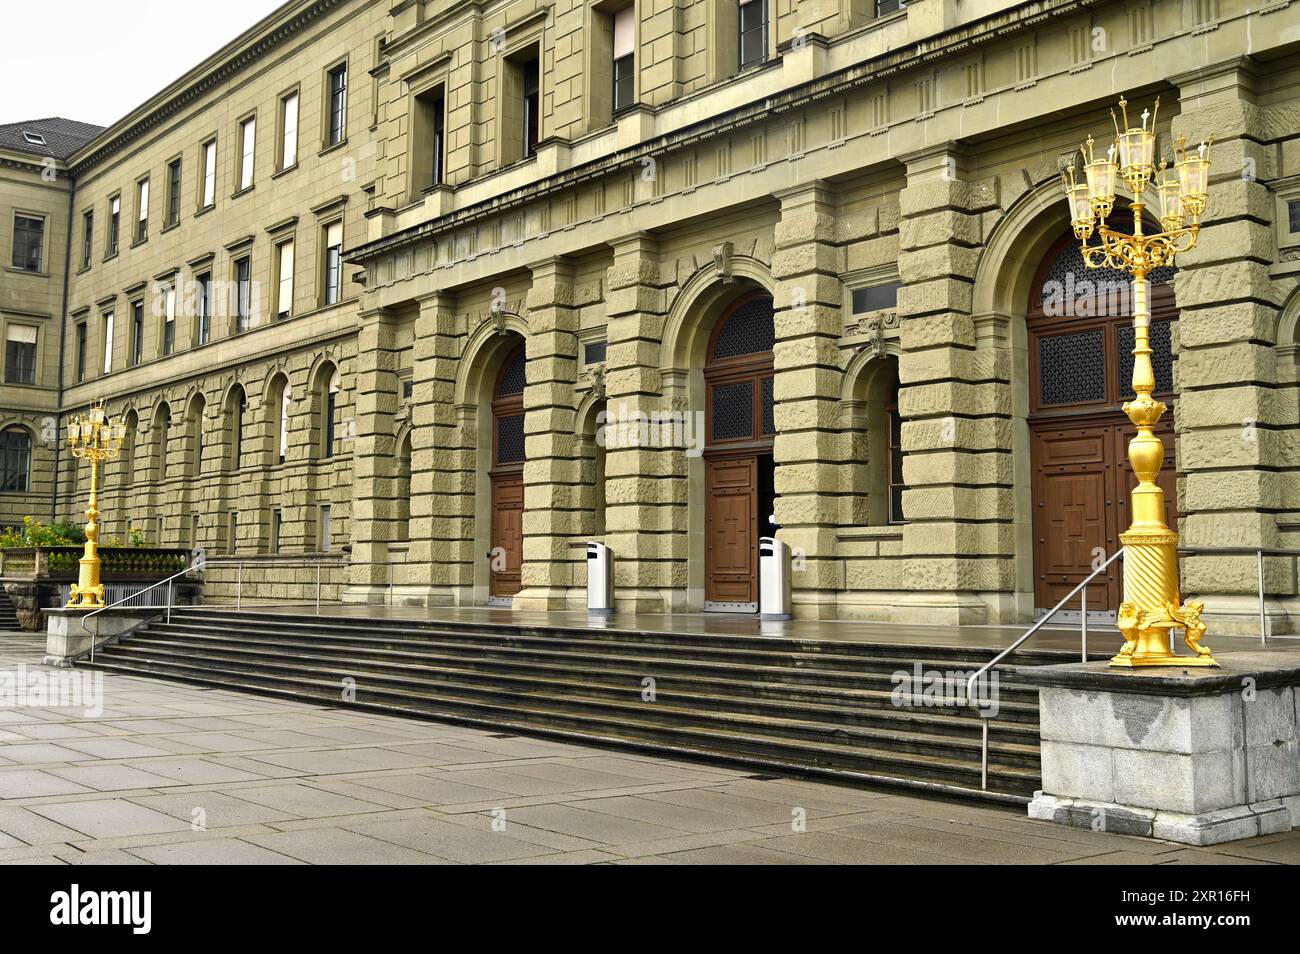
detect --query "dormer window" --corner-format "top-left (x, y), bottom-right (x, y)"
top-left (21, 131), bottom-right (46, 146)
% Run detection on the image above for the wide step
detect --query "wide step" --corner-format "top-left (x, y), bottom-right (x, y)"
top-left (84, 609), bottom-right (1061, 802)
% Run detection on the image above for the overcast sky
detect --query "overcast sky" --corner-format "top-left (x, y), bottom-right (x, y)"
top-left (2, 0), bottom-right (285, 128)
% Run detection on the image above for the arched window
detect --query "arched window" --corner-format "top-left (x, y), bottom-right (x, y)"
top-left (186, 394), bottom-right (206, 477)
top-left (225, 386), bottom-right (246, 470)
top-left (314, 363), bottom-right (341, 459)
top-left (0, 427), bottom-right (32, 492)
top-left (121, 410), bottom-right (138, 486)
top-left (269, 375), bottom-right (291, 464)
top-left (395, 430), bottom-right (411, 541)
top-left (154, 403), bottom-right (171, 478)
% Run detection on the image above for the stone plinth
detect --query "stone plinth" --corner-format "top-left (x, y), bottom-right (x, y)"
top-left (1020, 651), bottom-right (1300, 846)
top-left (44, 608), bottom-right (161, 667)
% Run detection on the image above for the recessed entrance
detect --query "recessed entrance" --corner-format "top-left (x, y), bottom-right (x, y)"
top-left (489, 346), bottom-right (526, 600)
top-left (703, 293), bottom-right (776, 612)
top-left (1028, 231), bottom-right (1179, 618)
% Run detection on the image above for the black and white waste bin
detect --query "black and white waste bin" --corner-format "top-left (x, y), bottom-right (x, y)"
top-left (759, 536), bottom-right (792, 621)
top-left (586, 541), bottom-right (615, 616)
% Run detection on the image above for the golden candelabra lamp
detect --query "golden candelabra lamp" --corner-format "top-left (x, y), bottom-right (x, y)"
top-left (1062, 95), bottom-right (1217, 667)
top-left (66, 401), bottom-right (126, 608)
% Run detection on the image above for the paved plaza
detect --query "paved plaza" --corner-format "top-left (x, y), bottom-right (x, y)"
top-left (0, 634), bottom-right (1296, 865)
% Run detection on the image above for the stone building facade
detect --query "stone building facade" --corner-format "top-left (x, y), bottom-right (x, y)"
top-left (3, 0), bottom-right (1300, 632)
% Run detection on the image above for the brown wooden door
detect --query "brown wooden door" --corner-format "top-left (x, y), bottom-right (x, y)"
top-left (490, 472), bottom-right (524, 597)
top-left (1031, 416), bottom-right (1178, 613)
top-left (1031, 421), bottom-right (1121, 612)
top-left (705, 456), bottom-right (758, 607)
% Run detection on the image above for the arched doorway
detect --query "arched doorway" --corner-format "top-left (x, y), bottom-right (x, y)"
top-left (489, 345), bottom-right (526, 600)
top-left (1028, 229), bottom-right (1178, 618)
top-left (703, 292), bottom-right (776, 611)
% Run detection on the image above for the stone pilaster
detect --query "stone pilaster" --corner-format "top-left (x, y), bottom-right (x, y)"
top-left (896, 145), bottom-right (1013, 624)
top-left (410, 292), bottom-right (466, 605)
top-left (603, 234), bottom-right (673, 613)
top-left (772, 182), bottom-right (845, 618)
top-left (346, 306), bottom-right (400, 599)
top-left (516, 258), bottom-right (581, 610)
top-left (1171, 60), bottom-right (1290, 632)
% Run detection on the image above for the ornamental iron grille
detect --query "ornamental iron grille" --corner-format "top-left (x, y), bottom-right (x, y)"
top-left (705, 294), bottom-right (777, 448)
top-left (1038, 329), bottom-right (1107, 406)
top-left (497, 349), bottom-right (527, 397)
top-left (713, 297), bottom-right (776, 359)
top-left (712, 380), bottom-right (755, 442)
top-left (496, 413), bottom-right (525, 464)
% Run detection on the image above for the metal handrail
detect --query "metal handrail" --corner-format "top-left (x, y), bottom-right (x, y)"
top-left (1176, 545), bottom-right (1300, 646)
top-left (966, 547), bottom-right (1125, 791)
top-left (80, 557), bottom-right (208, 661)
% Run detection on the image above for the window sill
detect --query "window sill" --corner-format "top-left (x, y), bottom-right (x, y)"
top-left (76, 265), bottom-right (92, 276)
top-left (129, 237), bottom-right (148, 249)
top-left (4, 266), bottom-right (48, 278)
top-left (318, 138), bottom-right (348, 158)
top-left (231, 185), bottom-right (256, 200)
top-left (272, 163), bottom-right (299, 180)
top-left (104, 251), bottom-right (119, 262)
top-left (194, 204), bottom-right (215, 219)
top-left (160, 221), bottom-right (180, 235)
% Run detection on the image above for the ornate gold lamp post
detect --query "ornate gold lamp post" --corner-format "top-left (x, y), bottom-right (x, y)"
top-left (1063, 95), bottom-right (1218, 668)
top-left (66, 402), bottom-right (126, 608)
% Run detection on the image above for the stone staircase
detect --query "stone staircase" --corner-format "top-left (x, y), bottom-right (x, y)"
top-left (82, 608), bottom-right (1082, 802)
top-left (0, 586), bottom-right (23, 631)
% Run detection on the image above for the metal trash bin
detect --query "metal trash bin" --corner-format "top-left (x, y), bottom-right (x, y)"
top-left (586, 542), bottom-right (615, 616)
top-left (759, 536), bottom-right (792, 621)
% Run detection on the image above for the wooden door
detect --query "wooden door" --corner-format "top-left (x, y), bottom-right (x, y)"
top-left (1031, 421), bottom-right (1121, 612)
top-left (705, 456), bottom-right (758, 607)
top-left (490, 473), bottom-right (524, 597)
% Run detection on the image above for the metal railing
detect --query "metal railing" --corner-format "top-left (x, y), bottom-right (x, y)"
top-left (965, 548), bottom-right (1125, 791)
top-left (80, 557), bottom-right (210, 662)
top-left (1176, 546), bottom-right (1300, 646)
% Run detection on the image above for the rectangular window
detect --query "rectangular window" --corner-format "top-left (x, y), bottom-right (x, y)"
top-left (323, 222), bottom-right (343, 305)
top-left (272, 508), bottom-right (282, 552)
top-left (280, 91), bottom-right (299, 169)
top-left (328, 64), bottom-right (348, 146)
top-left (276, 240), bottom-right (294, 320)
top-left (75, 323), bottom-right (87, 382)
top-left (852, 282), bottom-right (901, 314)
top-left (108, 195), bottom-right (120, 255)
top-left (613, 6), bottom-right (635, 112)
top-left (739, 0), bottom-right (768, 70)
top-left (82, 210), bottom-right (94, 269)
top-left (102, 312), bottom-right (114, 374)
top-left (583, 341), bottom-right (608, 365)
top-left (227, 511), bottom-right (238, 555)
top-left (202, 139), bottom-right (217, 209)
top-left (196, 273), bottom-right (212, 344)
top-left (136, 179), bottom-right (149, 243)
top-left (131, 300), bottom-right (144, 366)
top-left (876, 0), bottom-right (903, 14)
top-left (1290, 199), bottom-right (1300, 233)
top-left (318, 504), bottom-right (332, 552)
top-left (162, 285), bottom-right (176, 356)
top-left (11, 214), bottom-right (44, 271)
top-left (430, 90), bottom-right (445, 186)
top-left (4, 325), bottom-right (37, 385)
top-left (236, 256), bottom-right (252, 331)
top-left (238, 117), bottom-right (256, 190)
top-left (166, 158), bottom-right (181, 227)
